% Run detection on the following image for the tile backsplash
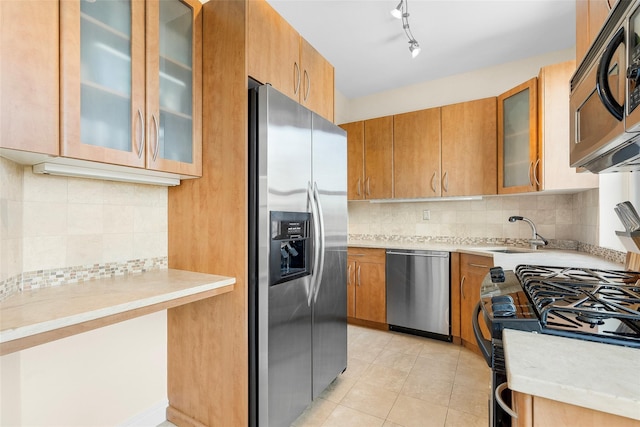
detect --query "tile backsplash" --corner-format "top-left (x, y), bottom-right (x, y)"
top-left (0, 157), bottom-right (168, 299)
top-left (348, 191), bottom-right (600, 245)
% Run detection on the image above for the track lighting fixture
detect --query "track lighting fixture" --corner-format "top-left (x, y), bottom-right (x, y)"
top-left (390, 0), bottom-right (421, 58)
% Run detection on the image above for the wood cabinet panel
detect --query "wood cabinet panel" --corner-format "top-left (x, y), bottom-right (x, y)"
top-left (441, 98), bottom-right (497, 197)
top-left (0, 0), bottom-right (59, 156)
top-left (394, 108), bottom-right (441, 198)
top-left (364, 116), bottom-right (393, 199)
top-left (513, 391), bottom-right (640, 427)
top-left (459, 253), bottom-right (493, 352)
top-left (498, 78), bottom-right (538, 195)
top-left (576, 0), bottom-right (613, 63)
top-left (246, 0), bottom-right (299, 101)
top-left (300, 38), bottom-right (334, 122)
top-left (167, 1), bottom-right (247, 425)
top-left (340, 121), bottom-right (365, 200)
top-left (348, 248), bottom-right (386, 326)
top-left (538, 60), bottom-right (598, 191)
top-left (347, 260), bottom-right (356, 318)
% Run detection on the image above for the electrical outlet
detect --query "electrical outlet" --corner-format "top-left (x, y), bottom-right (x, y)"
top-left (423, 210), bottom-right (430, 220)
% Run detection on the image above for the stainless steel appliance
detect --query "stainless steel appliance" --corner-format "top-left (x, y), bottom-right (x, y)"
top-left (473, 265), bottom-right (640, 426)
top-left (248, 84), bottom-right (348, 427)
top-left (570, 0), bottom-right (640, 173)
top-left (386, 250), bottom-right (451, 339)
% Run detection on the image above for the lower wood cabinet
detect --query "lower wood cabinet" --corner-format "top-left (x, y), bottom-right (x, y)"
top-left (347, 247), bottom-right (386, 326)
top-left (513, 392), bottom-right (640, 427)
top-left (459, 253), bottom-right (493, 352)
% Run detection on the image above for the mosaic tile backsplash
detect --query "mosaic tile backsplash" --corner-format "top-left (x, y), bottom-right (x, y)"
top-left (0, 257), bottom-right (168, 301)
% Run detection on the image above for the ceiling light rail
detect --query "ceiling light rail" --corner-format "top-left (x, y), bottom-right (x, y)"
top-left (390, 0), bottom-right (421, 58)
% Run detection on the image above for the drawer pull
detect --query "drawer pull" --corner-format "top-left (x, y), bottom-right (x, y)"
top-left (469, 263), bottom-right (489, 268)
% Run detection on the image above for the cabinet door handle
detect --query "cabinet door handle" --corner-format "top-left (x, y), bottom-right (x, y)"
top-left (528, 161), bottom-right (534, 187)
top-left (470, 263), bottom-right (490, 268)
top-left (347, 264), bottom-right (352, 286)
top-left (152, 113), bottom-right (160, 162)
top-left (430, 171), bottom-right (437, 193)
top-left (356, 178), bottom-right (361, 196)
top-left (366, 177), bottom-right (371, 196)
top-left (460, 276), bottom-right (466, 299)
top-left (303, 69), bottom-right (310, 101)
top-left (495, 383), bottom-right (518, 419)
top-left (357, 265), bottom-right (361, 286)
top-left (294, 62), bottom-right (301, 95)
top-left (136, 109), bottom-right (145, 159)
top-left (533, 158), bottom-right (541, 187)
top-left (442, 171), bottom-right (449, 193)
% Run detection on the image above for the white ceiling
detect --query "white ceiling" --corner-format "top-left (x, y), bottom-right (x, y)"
top-left (266, 0), bottom-right (576, 99)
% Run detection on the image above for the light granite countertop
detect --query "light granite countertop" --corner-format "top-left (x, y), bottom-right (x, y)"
top-left (348, 239), bottom-right (624, 270)
top-left (0, 269), bottom-right (235, 355)
top-left (503, 329), bottom-right (640, 421)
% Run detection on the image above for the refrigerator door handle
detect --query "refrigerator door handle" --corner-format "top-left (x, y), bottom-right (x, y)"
top-left (307, 181), bottom-right (321, 307)
top-left (312, 182), bottom-right (326, 303)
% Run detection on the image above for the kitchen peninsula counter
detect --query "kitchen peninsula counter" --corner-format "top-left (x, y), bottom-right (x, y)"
top-left (503, 328), bottom-right (640, 422)
top-left (0, 269), bottom-right (235, 355)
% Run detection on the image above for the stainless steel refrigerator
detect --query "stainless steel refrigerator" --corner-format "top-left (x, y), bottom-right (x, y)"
top-left (248, 84), bottom-right (347, 427)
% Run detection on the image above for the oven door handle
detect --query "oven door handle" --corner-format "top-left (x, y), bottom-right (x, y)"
top-left (596, 25), bottom-right (625, 121)
top-left (472, 301), bottom-right (492, 367)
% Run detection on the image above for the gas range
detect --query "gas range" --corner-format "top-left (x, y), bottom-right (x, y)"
top-left (480, 265), bottom-right (640, 348)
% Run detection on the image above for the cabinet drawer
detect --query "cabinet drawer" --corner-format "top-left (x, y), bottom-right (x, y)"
top-left (460, 253), bottom-right (493, 272)
top-left (347, 247), bottom-right (385, 263)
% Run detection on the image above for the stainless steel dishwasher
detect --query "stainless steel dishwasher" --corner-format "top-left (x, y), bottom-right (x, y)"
top-left (386, 250), bottom-right (451, 340)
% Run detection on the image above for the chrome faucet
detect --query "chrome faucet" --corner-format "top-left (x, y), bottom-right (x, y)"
top-left (508, 216), bottom-right (548, 250)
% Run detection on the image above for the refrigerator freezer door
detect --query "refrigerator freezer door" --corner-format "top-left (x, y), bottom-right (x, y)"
top-left (258, 85), bottom-right (314, 427)
top-left (311, 113), bottom-right (348, 399)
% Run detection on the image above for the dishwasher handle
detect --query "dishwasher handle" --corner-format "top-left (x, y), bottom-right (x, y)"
top-left (386, 251), bottom-right (449, 258)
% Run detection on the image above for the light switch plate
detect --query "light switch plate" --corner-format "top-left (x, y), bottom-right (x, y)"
top-left (423, 210), bottom-right (430, 220)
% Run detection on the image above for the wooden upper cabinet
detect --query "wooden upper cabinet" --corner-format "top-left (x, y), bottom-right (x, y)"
top-left (146, 0), bottom-right (202, 176)
top-left (394, 108), bottom-right (442, 198)
top-left (247, 0), bottom-right (299, 101)
top-left (538, 60), bottom-right (598, 191)
top-left (0, 0), bottom-right (59, 156)
top-left (498, 78), bottom-right (538, 195)
top-left (60, 0), bottom-right (202, 175)
top-left (441, 98), bottom-right (497, 197)
top-left (576, 0), bottom-right (613, 63)
top-left (247, 0), bottom-right (335, 121)
top-left (364, 116), bottom-right (394, 199)
top-left (340, 121), bottom-right (365, 200)
top-left (300, 38), bottom-right (335, 122)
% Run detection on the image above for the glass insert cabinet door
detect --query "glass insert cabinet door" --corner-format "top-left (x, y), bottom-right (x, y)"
top-left (146, 0), bottom-right (202, 175)
top-left (60, 0), bottom-right (202, 176)
top-left (497, 77), bottom-right (538, 194)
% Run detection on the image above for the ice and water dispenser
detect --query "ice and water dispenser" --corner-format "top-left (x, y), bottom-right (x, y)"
top-left (269, 211), bottom-right (312, 285)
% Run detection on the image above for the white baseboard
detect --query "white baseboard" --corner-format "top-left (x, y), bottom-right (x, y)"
top-left (119, 399), bottom-right (169, 427)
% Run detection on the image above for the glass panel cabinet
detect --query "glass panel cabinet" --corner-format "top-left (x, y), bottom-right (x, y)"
top-left (61, 0), bottom-right (202, 176)
top-left (498, 78), bottom-right (538, 194)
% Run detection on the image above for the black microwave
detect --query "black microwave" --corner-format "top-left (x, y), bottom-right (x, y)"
top-left (570, 0), bottom-right (640, 173)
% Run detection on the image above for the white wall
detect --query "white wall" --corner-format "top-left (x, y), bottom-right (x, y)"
top-left (0, 311), bottom-right (167, 426)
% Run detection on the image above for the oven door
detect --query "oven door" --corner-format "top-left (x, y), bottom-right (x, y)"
top-left (473, 302), bottom-right (512, 427)
top-left (571, 24), bottom-right (629, 167)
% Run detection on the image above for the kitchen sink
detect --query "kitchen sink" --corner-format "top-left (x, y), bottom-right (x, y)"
top-left (486, 248), bottom-right (534, 254)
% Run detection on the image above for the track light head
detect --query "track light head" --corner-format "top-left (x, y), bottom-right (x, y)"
top-left (409, 40), bottom-right (421, 58)
top-left (390, 0), bottom-right (403, 19)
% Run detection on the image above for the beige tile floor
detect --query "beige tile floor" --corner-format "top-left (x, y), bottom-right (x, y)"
top-left (161, 325), bottom-right (491, 427)
top-left (292, 325), bottom-right (491, 427)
